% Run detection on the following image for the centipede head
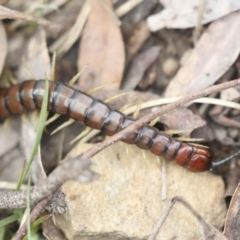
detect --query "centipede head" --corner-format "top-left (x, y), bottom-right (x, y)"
top-left (187, 147), bottom-right (212, 172)
top-left (189, 149), bottom-right (240, 173)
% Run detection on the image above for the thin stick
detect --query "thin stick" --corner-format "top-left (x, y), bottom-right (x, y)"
top-left (148, 199), bottom-right (176, 240)
top-left (14, 198), bottom-right (49, 240)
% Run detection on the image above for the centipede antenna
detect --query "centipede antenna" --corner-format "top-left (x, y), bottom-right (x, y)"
top-left (211, 150), bottom-right (240, 169)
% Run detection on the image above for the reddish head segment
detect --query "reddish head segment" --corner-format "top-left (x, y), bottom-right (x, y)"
top-left (0, 80), bottom-right (212, 172)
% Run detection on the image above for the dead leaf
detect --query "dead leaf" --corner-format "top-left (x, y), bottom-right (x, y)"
top-left (0, 147), bottom-right (25, 182)
top-left (43, 215), bottom-right (66, 240)
top-left (7, 33), bottom-right (25, 68)
top-left (0, 5), bottom-right (56, 28)
top-left (6, 0), bottom-right (67, 13)
top-left (49, 1), bottom-right (91, 58)
top-left (160, 107), bottom-right (206, 135)
top-left (147, 0), bottom-right (240, 31)
top-left (78, 0), bottom-right (125, 90)
top-left (125, 22), bottom-right (150, 64)
top-left (138, 62), bottom-right (158, 90)
top-left (0, 21), bottom-right (7, 76)
top-left (191, 125), bottom-right (215, 142)
top-left (122, 46), bottom-right (161, 90)
top-left (165, 11), bottom-right (240, 97)
top-left (46, 0), bottom-right (85, 39)
top-left (0, 124), bottom-right (19, 158)
top-left (115, 0), bottom-right (142, 17)
top-left (220, 88), bottom-right (240, 101)
top-left (224, 167), bottom-right (240, 198)
top-left (29, 0), bottom-right (69, 16)
top-left (224, 181), bottom-right (240, 239)
top-left (17, 27), bottom-right (51, 80)
top-left (120, 0), bottom-right (157, 40)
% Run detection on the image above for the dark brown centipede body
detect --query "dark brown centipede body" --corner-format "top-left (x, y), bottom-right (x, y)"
top-left (0, 80), bottom-right (212, 172)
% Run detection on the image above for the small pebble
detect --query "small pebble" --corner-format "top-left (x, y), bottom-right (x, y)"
top-left (162, 57), bottom-right (179, 77)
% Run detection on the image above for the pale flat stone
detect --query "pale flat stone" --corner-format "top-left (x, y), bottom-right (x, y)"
top-left (55, 142), bottom-right (226, 240)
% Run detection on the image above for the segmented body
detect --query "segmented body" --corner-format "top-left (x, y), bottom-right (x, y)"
top-left (0, 80), bottom-right (212, 172)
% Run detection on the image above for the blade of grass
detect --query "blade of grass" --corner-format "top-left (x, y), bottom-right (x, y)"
top-left (0, 211), bottom-right (23, 228)
top-left (16, 80), bottom-right (49, 190)
top-left (32, 214), bottom-right (51, 227)
top-left (16, 161), bottom-right (27, 189)
top-left (22, 214), bottom-right (51, 240)
top-left (23, 224), bottom-right (41, 240)
top-left (0, 227), bottom-right (5, 240)
top-left (27, 174), bottom-right (31, 240)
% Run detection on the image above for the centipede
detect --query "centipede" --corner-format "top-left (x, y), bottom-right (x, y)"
top-left (0, 79), bottom-right (213, 172)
